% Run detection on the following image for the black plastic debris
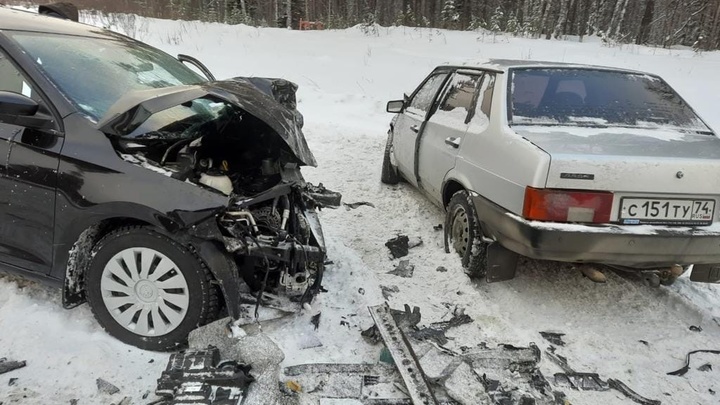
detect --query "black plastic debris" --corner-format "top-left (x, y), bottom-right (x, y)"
top-left (539, 332), bottom-right (566, 347)
top-left (310, 313), bottom-right (321, 330)
top-left (343, 201), bottom-right (375, 210)
top-left (305, 183), bottom-right (342, 208)
top-left (156, 346), bottom-right (254, 404)
top-left (667, 349), bottom-right (720, 376)
top-left (381, 285), bottom-right (400, 300)
top-left (0, 358), bottom-right (25, 375)
top-left (639, 340), bottom-right (649, 346)
top-left (607, 379), bottom-right (661, 405)
top-left (698, 363), bottom-right (712, 372)
top-left (554, 372), bottom-right (609, 391)
top-left (8, 377), bottom-right (17, 386)
top-left (436, 266), bottom-right (448, 273)
top-left (689, 325), bottom-right (703, 332)
top-left (96, 378), bottom-right (120, 395)
top-left (388, 260), bottom-right (415, 278)
top-left (411, 313), bottom-right (474, 346)
top-left (433, 224), bottom-right (443, 231)
top-left (385, 235), bottom-right (410, 258)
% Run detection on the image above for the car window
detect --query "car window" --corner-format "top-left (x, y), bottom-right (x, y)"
top-left (407, 73), bottom-right (448, 115)
top-left (7, 32), bottom-right (206, 121)
top-left (468, 73), bottom-right (495, 133)
top-left (435, 72), bottom-right (482, 124)
top-left (509, 68), bottom-right (712, 133)
top-left (0, 51), bottom-right (37, 100)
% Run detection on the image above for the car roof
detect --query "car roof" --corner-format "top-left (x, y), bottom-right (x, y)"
top-left (433, 59), bottom-right (649, 76)
top-left (0, 7), bottom-right (105, 37)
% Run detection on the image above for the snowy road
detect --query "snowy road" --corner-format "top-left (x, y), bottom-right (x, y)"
top-left (2, 13), bottom-right (720, 404)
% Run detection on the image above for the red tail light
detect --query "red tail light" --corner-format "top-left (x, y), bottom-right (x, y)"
top-left (523, 187), bottom-right (613, 223)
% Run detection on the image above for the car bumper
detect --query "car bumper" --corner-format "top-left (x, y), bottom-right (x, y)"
top-left (472, 194), bottom-right (720, 269)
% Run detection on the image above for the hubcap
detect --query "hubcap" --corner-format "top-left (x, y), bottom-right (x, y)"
top-left (100, 247), bottom-right (189, 337)
top-left (450, 205), bottom-right (470, 256)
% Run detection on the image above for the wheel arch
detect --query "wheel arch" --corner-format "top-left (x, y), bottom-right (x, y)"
top-left (442, 177), bottom-right (470, 208)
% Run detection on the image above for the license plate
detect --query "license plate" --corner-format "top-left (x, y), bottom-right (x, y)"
top-left (620, 198), bottom-right (715, 225)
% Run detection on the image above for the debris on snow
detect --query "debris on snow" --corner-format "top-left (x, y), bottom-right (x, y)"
top-left (698, 363), bottom-right (712, 372)
top-left (118, 397), bottom-right (132, 405)
top-left (8, 377), bottom-right (17, 386)
top-left (433, 224), bottom-right (443, 231)
top-left (607, 379), bottom-right (662, 405)
top-left (380, 285), bottom-right (400, 300)
top-left (443, 361), bottom-right (488, 405)
top-left (156, 347), bottom-right (254, 404)
top-left (343, 201), bottom-right (375, 210)
top-left (310, 313), bottom-right (321, 330)
top-left (0, 358), bottom-right (26, 375)
top-left (436, 266), bottom-right (448, 272)
top-left (689, 325), bottom-right (703, 332)
top-left (385, 235), bottom-right (410, 258)
top-left (539, 331), bottom-right (566, 346)
top-left (667, 349), bottom-right (720, 376)
top-left (388, 260), bottom-right (415, 278)
top-left (96, 378), bottom-right (120, 395)
top-left (411, 312), bottom-right (473, 346)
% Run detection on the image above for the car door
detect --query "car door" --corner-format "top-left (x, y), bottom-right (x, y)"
top-left (392, 72), bottom-right (449, 185)
top-left (418, 71), bottom-right (484, 202)
top-left (0, 49), bottom-right (63, 274)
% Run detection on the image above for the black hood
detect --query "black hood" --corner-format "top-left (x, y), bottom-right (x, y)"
top-left (97, 78), bottom-right (317, 167)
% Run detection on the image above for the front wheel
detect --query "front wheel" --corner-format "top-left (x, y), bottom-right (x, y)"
top-left (85, 226), bottom-right (218, 351)
top-left (446, 190), bottom-right (488, 278)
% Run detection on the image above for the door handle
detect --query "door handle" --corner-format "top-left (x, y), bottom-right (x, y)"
top-left (445, 137), bottom-right (461, 148)
top-left (410, 125), bottom-right (419, 133)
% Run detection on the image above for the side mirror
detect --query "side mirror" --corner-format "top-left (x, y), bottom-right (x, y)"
top-left (0, 91), bottom-right (55, 131)
top-left (387, 100), bottom-right (404, 114)
top-left (0, 91), bottom-right (39, 116)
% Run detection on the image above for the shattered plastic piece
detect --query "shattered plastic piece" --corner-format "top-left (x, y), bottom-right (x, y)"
top-left (407, 237), bottom-right (423, 249)
top-left (344, 201), bottom-right (376, 210)
top-left (689, 325), bottom-right (703, 332)
top-left (667, 349), bottom-right (720, 376)
top-left (298, 333), bottom-right (324, 350)
top-left (607, 379), bottom-right (661, 405)
top-left (554, 372), bottom-right (609, 391)
top-left (306, 183), bottom-right (342, 208)
top-left (410, 314), bottom-right (474, 346)
top-left (433, 224), bottom-right (443, 231)
top-left (156, 347), bottom-right (254, 401)
top-left (436, 266), bottom-right (448, 273)
top-left (698, 363), bottom-right (712, 372)
top-left (0, 358), bottom-right (26, 375)
top-left (388, 260), bottom-right (415, 278)
top-left (443, 361), bottom-right (488, 405)
top-left (311, 313), bottom-right (322, 330)
top-left (385, 235), bottom-right (410, 259)
top-left (381, 285), bottom-right (400, 300)
top-left (96, 378), bottom-right (120, 395)
top-left (539, 331), bottom-right (566, 347)
top-left (8, 377), bottom-right (17, 386)
top-left (639, 340), bottom-right (649, 346)
top-left (118, 397), bottom-right (132, 405)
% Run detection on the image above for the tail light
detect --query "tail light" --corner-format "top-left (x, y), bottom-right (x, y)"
top-left (523, 187), bottom-right (613, 223)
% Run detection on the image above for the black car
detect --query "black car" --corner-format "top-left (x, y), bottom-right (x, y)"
top-left (0, 8), bottom-right (330, 350)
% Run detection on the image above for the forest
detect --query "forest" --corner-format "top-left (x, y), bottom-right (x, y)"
top-left (14, 0), bottom-right (720, 50)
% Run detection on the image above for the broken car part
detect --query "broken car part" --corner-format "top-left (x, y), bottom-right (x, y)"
top-left (386, 235), bottom-right (411, 259)
top-left (368, 303), bottom-right (438, 405)
top-left (156, 347), bottom-right (254, 404)
top-left (666, 349), bottom-right (720, 376)
top-left (0, 358), bottom-right (26, 375)
top-left (607, 379), bottom-right (661, 405)
top-left (539, 331), bottom-right (566, 347)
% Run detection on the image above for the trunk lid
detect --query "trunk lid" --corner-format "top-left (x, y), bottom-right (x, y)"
top-left (515, 126), bottom-right (720, 194)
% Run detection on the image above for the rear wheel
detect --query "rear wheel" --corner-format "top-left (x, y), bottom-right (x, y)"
top-left (446, 190), bottom-right (488, 278)
top-left (85, 226), bottom-right (218, 351)
top-left (381, 132), bottom-right (400, 185)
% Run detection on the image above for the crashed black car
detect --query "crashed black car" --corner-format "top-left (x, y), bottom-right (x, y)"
top-left (0, 8), bottom-right (332, 350)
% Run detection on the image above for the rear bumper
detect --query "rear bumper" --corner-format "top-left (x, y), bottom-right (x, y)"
top-left (472, 194), bottom-right (720, 268)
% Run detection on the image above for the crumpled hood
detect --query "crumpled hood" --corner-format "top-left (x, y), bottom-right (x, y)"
top-left (97, 78), bottom-right (317, 167)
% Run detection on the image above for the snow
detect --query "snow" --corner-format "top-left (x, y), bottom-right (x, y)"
top-left (513, 123), bottom-right (697, 141)
top-left (2, 11), bottom-right (720, 405)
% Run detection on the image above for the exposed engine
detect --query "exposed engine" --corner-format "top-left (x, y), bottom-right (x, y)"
top-left (115, 102), bottom-right (335, 308)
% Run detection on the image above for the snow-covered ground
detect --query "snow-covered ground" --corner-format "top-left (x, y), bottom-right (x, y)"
top-left (2, 11), bottom-right (720, 404)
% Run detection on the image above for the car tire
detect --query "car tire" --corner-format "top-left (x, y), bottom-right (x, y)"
top-left (85, 226), bottom-right (218, 351)
top-left (446, 190), bottom-right (488, 278)
top-left (381, 132), bottom-right (400, 185)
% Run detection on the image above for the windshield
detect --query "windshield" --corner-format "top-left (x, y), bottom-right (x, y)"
top-left (509, 68), bottom-right (712, 134)
top-left (8, 31), bottom-right (206, 120)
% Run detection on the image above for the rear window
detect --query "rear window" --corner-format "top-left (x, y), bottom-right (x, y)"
top-left (509, 68), bottom-right (712, 134)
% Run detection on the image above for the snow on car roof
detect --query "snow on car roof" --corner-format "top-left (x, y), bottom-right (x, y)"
top-left (481, 58), bottom-right (649, 75)
top-left (0, 8), bottom-right (101, 37)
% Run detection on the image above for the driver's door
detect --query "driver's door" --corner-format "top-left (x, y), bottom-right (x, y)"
top-left (392, 72), bottom-right (449, 185)
top-left (0, 49), bottom-right (62, 274)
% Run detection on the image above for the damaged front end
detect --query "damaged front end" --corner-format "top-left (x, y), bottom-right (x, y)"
top-left (100, 78), bottom-right (338, 318)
